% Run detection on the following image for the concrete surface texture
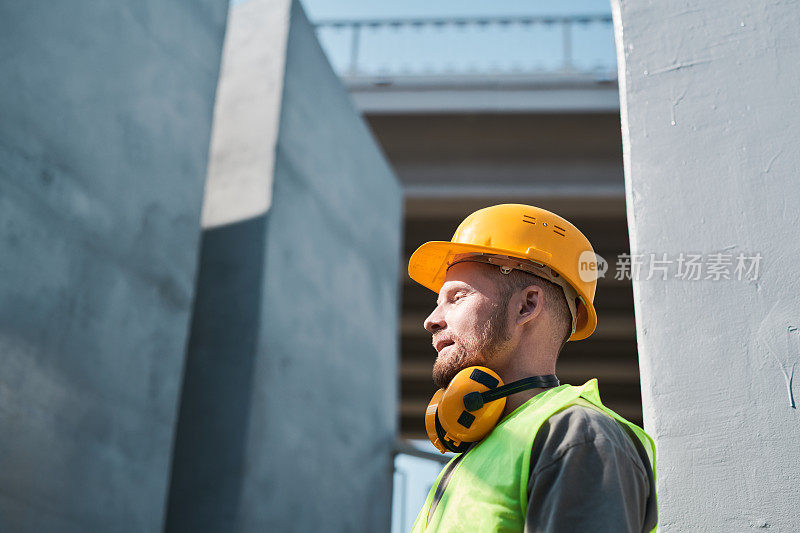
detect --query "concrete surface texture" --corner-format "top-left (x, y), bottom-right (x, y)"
top-left (612, 0), bottom-right (800, 530)
top-left (0, 1), bottom-right (228, 531)
top-left (166, 0), bottom-right (402, 531)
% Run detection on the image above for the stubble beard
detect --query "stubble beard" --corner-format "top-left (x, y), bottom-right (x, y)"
top-left (431, 303), bottom-right (514, 389)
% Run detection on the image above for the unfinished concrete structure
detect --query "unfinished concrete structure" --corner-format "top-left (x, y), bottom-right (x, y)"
top-left (612, 1), bottom-right (800, 529)
top-left (0, 0), bottom-right (399, 530)
top-left (0, 1), bottom-right (228, 530)
top-left (166, 0), bottom-right (401, 531)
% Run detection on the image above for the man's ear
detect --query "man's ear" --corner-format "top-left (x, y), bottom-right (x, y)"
top-left (516, 285), bottom-right (543, 326)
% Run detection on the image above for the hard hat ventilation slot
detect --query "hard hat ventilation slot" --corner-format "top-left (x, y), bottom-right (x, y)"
top-left (522, 215), bottom-right (536, 225)
top-left (553, 224), bottom-right (567, 237)
top-left (553, 230), bottom-right (566, 237)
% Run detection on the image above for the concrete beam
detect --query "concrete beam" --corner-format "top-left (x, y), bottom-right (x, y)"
top-left (404, 191), bottom-right (626, 220)
top-left (345, 73), bottom-right (620, 114)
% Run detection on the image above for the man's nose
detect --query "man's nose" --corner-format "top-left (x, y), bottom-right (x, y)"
top-left (424, 306), bottom-right (446, 334)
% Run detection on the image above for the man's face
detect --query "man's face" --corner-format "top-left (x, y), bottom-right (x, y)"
top-left (423, 262), bottom-right (513, 389)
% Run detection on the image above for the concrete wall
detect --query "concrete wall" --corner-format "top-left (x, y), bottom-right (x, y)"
top-left (166, 1), bottom-right (402, 531)
top-left (0, 1), bottom-right (228, 531)
top-left (612, 1), bottom-right (800, 530)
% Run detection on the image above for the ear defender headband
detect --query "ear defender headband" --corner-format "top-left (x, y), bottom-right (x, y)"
top-left (425, 366), bottom-right (560, 453)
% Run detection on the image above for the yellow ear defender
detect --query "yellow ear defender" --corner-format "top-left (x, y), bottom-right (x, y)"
top-left (425, 366), bottom-right (560, 453)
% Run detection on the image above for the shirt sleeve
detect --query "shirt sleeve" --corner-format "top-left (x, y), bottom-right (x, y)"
top-left (524, 405), bottom-right (657, 533)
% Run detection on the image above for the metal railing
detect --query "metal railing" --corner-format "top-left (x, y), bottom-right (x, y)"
top-left (314, 14), bottom-right (615, 79)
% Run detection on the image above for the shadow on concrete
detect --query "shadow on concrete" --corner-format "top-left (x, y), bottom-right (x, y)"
top-left (164, 215), bottom-right (266, 532)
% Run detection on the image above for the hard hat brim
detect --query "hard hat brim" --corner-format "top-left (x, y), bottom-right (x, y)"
top-left (408, 240), bottom-right (597, 341)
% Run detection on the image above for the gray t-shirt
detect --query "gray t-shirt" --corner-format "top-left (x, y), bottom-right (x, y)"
top-left (425, 403), bottom-right (657, 532)
top-left (525, 404), bottom-right (658, 532)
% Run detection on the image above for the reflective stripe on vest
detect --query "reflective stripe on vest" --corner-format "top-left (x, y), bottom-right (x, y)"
top-left (410, 379), bottom-right (658, 533)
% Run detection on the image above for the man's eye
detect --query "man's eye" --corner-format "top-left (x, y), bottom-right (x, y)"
top-left (452, 292), bottom-right (466, 302)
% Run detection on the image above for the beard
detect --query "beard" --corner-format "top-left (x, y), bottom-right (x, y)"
top-left (431, 303), bottom-right (513, 389)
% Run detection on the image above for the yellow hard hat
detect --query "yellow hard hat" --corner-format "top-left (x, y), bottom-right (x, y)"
top-left (408, 204), bottom-right (598, 341)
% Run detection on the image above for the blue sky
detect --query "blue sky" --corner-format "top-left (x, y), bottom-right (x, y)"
top-left (232, 0), bottom-right (616, 76)
top-left (303, 1), bottom-right (616, 76)
top-left (299, 0), bottom-right (611, 19)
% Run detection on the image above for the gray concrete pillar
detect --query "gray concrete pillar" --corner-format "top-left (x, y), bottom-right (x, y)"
top-left (612, 1), bottom-right (800, 530)
top-left (0, 1), bottom-right (228, 531)
top-left (165, 1), bottom-right (402, 531)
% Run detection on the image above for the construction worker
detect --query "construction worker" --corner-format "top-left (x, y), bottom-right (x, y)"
top-left (408, 204), bottom-right (657, 532)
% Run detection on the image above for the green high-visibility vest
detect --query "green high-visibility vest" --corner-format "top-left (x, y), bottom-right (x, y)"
top-left (411, 379), bottom-right (657, 533)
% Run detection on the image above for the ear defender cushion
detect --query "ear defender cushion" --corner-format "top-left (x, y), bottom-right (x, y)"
top-left (425, 388), bottom-right (447, 453)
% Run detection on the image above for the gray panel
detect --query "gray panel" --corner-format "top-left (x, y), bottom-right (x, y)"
top-left (167, 1), bottom-right (401, 531)
top-left (0, 1), bottom-right (228, 531)
top-left (612, 0), bottom-right (800, 530)
top-left (166, 217), bottom-right (268, 531)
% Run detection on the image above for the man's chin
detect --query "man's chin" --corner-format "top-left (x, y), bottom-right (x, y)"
top-left (431, 360), bottom-right (454, 389)
top-left (432, 355), bottom-right (480, 389)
